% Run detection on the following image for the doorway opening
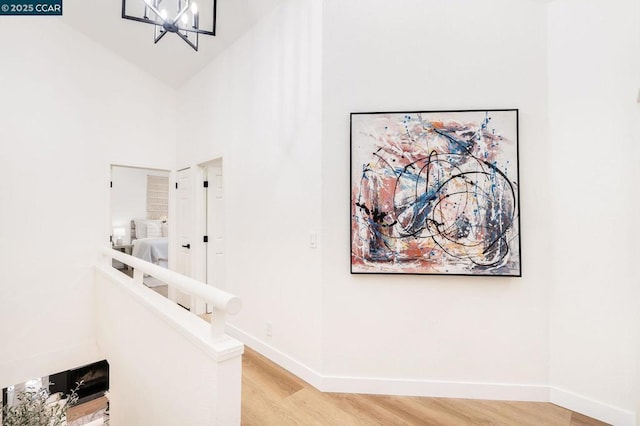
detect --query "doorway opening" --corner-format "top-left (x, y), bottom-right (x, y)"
top-left (109, 164), bottom-right (171, 295)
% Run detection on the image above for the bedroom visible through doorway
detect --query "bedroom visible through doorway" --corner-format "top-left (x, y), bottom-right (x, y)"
top-left (110, 165), bottom-right (171, 282)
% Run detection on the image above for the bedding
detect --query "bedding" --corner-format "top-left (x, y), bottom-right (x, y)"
top-left (130, 219), bottom-right (169, 268)
top-left (132, 237), bottom-right (168, 266)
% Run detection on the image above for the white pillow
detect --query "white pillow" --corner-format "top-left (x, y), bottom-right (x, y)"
top-left (147, 221), bottom-right (162, 238)
top-left (134, 219), bottom-right (148, 238)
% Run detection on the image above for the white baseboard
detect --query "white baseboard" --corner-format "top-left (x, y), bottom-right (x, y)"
top-left (228, 324), bottom-right (548, 401)
top-left (226, 323), bottom-right (324, 389)
top-left (321, 376), bottom-right (549, 402)
top-left (228, 322), bottom-right (546, 401)
top-left (227, 324), bottom-right (636, 426)
top-left (550, 386), bottom-right (636, 426)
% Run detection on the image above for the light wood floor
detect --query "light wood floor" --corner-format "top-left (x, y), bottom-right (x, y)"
top-left (241, 346), bottom-right (608, 426)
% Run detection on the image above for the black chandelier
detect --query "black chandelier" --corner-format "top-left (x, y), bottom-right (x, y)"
top-left (122, 0), bottom-right (216, 51)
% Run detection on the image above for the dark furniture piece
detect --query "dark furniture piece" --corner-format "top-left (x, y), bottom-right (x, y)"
top-left (49, 360), bottom-right (109, 404)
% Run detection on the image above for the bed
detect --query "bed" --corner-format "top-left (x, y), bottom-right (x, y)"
top-left (131, 219), bottom-right (169, 268)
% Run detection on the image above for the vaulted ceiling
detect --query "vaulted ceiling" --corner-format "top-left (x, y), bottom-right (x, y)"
top-left (62, 0), bottom-right (285, 88)
top-left (61, 0), bottom-right (554, 88)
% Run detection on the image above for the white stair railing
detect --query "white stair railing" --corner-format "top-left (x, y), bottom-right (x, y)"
top-left (102, 247), bottom-right (241, 340)
top-left (96, 248), bottom-right (243, 425)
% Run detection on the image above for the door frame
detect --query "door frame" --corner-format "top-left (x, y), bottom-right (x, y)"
top-left (173, 166), bottom-right (197, 309)
top-left (107, 163), bottom-right (173, 261)
top-left (107, 159), bottom-right (223, 315)
top-left (198, 157), bottom-right (225, 313)
top-left (175, 156), bottom-right (225, 315)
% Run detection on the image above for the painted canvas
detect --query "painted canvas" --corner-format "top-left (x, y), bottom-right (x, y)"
top-left (351, 110), bottom-right (520, 276)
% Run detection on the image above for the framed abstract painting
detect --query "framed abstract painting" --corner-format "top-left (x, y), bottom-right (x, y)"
top-left (350, 109), bottom-right (521, 276)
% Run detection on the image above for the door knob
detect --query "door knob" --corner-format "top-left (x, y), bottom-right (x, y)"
top-left (181, 244), bottom-right (191, 249)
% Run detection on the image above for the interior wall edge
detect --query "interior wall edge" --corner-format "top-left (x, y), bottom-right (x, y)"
top-left (226, 323), bottom-right (324, 391)
top-left (549, 386), bottom-right (636, 426)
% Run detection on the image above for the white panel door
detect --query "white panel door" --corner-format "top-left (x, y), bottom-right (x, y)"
top-left (175, 168), bottom-right (193, 309)
top-left (206, 164), bottom-right (225, 291)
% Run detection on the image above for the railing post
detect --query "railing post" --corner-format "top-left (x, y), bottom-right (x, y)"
top-left (133, 267), bottom-right (144, 285)
top-left (103, 250), bottom-right (112, 268)
top-left (211, 308), bottom-right (225, 340)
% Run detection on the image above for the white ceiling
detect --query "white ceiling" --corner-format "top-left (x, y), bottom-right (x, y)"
top-left (62, 0), bottom-right (285, 88)
top-left (62, 0), bottom-right (554, 88)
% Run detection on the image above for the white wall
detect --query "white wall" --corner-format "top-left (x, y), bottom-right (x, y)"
top-left (2, 1), bottom-right (635, 423)
top-left (548, 0), bottom-right (640, 424)
top-left (176, 0), bottom-right (324, 371)
top-left (321, 0), bottom-right (551, 396)
top-left (0, 19), bottom-right (176, 389)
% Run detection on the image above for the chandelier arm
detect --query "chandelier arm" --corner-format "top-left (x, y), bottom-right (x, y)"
top-left (176, 30), bottom-right (198, 51)
top-left (154, 28), bottom-right (170, 43)
top-left (144, 2), bottom-right (164, 21)
top-left (172, 0), bottom-right (189, 26)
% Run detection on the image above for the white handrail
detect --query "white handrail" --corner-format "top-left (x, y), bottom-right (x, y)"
top-left (102, 247), bottom-right (241, 339)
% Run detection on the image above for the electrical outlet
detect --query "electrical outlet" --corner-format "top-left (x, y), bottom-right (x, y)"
top-left (266, 321), bottom-right (273, 338)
